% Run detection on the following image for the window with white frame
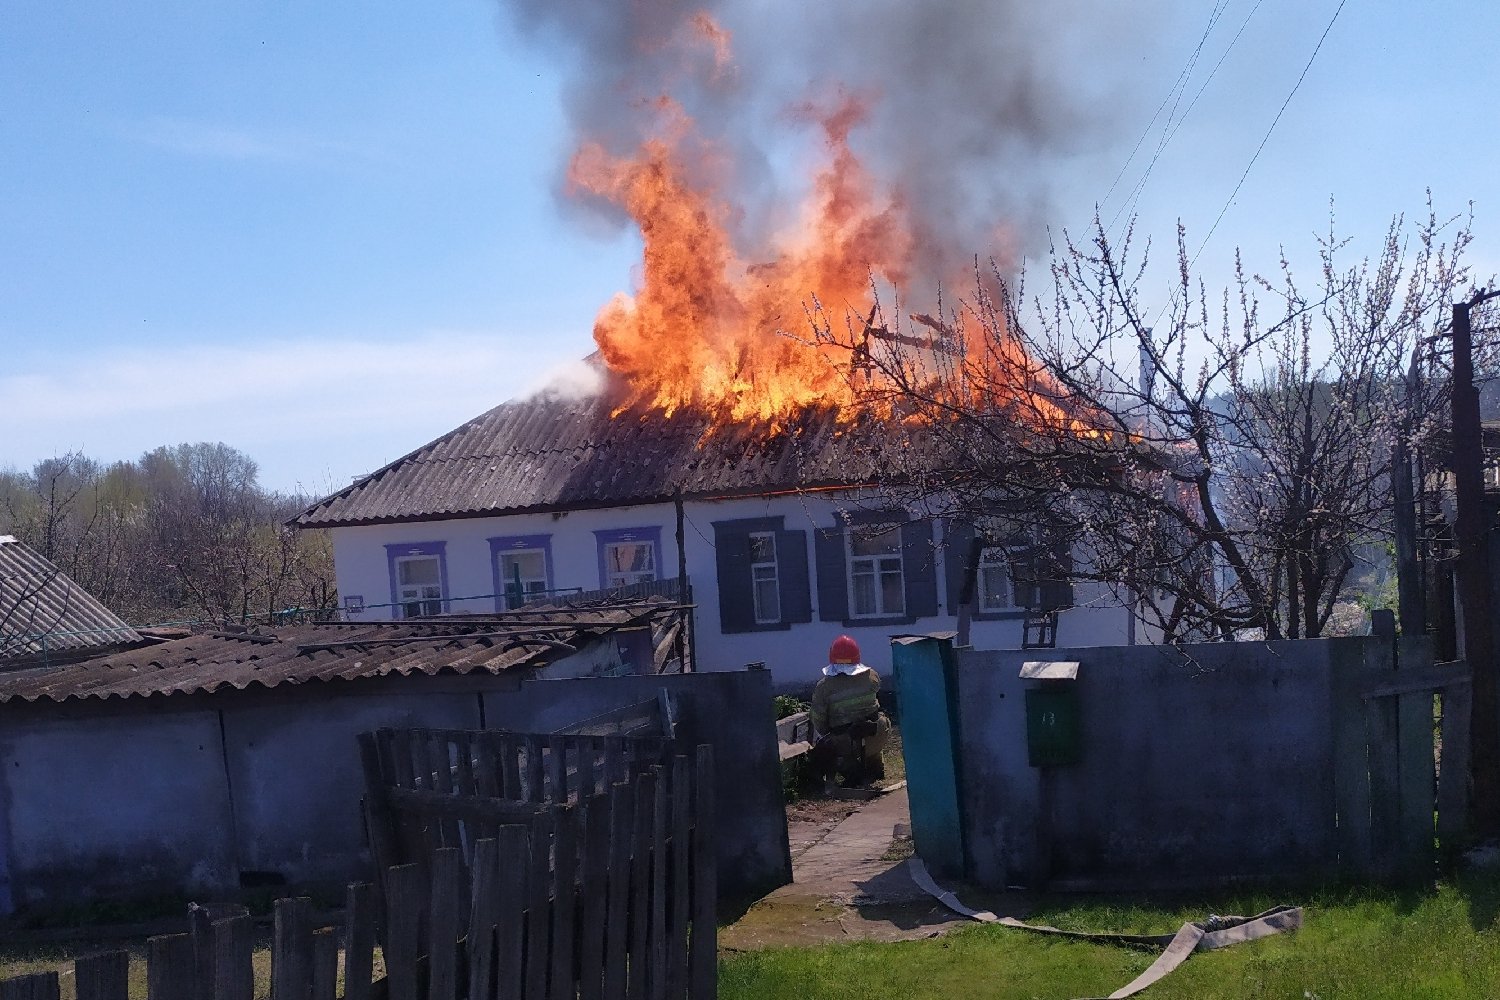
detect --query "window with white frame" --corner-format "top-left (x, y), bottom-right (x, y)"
top-left (604, 538), bottom-right (657, 588)
top-left (712, 517), bottom-right (812, 633)
top-left (977, 546), bottom-right (1017, 611)
top-left (498, 548), bottom-right (548, 609)
top-left (395, 555), bottom-right (443, 618)
top-left (749, 531), bottom-right (781, 624)
top-left (847, 524), bottom-right (905, 618)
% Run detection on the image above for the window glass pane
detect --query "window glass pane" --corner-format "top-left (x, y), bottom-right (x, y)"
top-left (402, 585), bottom-right (443, 618)
top-left (880, 566), bottom-right (905, 615)
top-left (749, 533), bottom-right (776, 563)
top-left (851, 563), bottom-right (877, 616)
top-left (609, 541), bottom-right (654, 574)
top-left (979, 564), bottom-right (1011, 610)
top-left (849, 525), bottom-right (901, 557)
top-left (399, 557), bottom-right (439, 586)
top-left (503, 551), bottom-right (546, 579)
top-left (753, 577), bottom-right (780, 622)
top-left (752, 562), bottom-right (779, 623)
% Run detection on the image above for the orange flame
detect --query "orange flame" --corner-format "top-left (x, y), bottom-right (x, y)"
top-left (566, 14), bottom-right (1099, 438)
top-left (568, 93), bottom-right (910, 423)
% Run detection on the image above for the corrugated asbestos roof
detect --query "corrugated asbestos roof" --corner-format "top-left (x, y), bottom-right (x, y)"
top-left (0, 605), bottom-right (669, 704)
top-left (294, 375), bottom-right (906, 528)
top-left (0, 536), bottom-right (141, 661)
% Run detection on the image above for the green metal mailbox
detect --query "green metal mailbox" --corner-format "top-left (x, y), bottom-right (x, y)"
top-left (1021, 660), bottom-right (1081, 766)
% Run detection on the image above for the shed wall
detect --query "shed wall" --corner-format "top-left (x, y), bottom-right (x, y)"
top-left (222, 692), bottom-right (484, 884)
top-left (0, 708), bottom-right (236, 910)
top-left (0, 666), bottom-right (789, 914)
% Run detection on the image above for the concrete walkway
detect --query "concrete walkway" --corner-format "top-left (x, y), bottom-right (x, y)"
top-left (783, 786), bottom-right (927, 906)
top-left (721, 785), bottom-right (965, 950)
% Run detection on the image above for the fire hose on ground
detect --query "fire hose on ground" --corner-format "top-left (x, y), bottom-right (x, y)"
top-left (906, 857), bottom-right (1303, 1000)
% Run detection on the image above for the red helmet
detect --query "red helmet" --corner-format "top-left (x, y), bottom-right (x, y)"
top-left (829, 634), bottom-right (862, 664)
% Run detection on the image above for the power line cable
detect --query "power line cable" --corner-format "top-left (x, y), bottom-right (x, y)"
top-left (1155, 0), bottom-right (1349, 327)
top-left (1108, 0), bottom-right (1267, 240)
top-left (1185, 0), bottom-right (1348, 276)
top-left (1099, 0), bottom-right (1231, 217)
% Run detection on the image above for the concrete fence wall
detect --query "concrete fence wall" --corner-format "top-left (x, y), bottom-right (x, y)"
top-left (895, 633), bottom-right (1461, 890)
top-left (0, 668), bottom-right (789, 915)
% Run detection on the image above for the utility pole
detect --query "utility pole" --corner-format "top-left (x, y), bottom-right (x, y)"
top-left (1394, 346), bottom-right (1424, 637)
top-left (1451, 291), bottom-right (1500, 835)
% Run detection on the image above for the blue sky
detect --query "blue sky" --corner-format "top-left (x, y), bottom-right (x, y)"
top-left (3, 1), bottom-right (1497, 495)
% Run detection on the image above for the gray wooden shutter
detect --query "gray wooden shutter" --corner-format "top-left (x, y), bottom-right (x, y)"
top-left (814, 527), bottom-right (848, 622)
top-left (1039, 538), bottom-right (1075, 611)
top-left (943, 520), bottom-right (977, 614)
top-left (1011, 539), bottom-right (1041, 610)
top-left (901, 519), bottom-right (939, 619)
top-left (778, 529), bottom-right (812, 623)
top-left (712, 522), bottom-right (755, 633)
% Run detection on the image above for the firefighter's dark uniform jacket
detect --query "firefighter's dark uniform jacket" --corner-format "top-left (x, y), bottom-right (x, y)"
top-left (810, 666), bottom-right (881, 735)
top-left (810, 664), bottom-right (889, 781)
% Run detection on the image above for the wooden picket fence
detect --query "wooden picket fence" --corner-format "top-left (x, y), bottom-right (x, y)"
top-left (356, 728), bottom-right (716, 999)
top-left (359, 728), bottom-right (676, 813)
top-left (0, 741), bottom-right (717, 1000)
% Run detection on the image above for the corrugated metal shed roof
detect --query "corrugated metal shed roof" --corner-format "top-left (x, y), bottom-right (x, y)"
top-left (0, 536), bottom-right (141, 662)
top-left (294, 375), bottom-right (906, 528)
top-left (0, 605), bottom-right (670, 704)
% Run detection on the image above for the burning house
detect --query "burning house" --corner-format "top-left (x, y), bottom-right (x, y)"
top-left (293, 377), bottom-right (1138, 688)
top-left (294, 7), bottom-right (1149, 684)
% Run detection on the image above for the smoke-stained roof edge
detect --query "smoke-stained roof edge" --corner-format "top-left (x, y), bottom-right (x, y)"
top-left (287, 397), bottom-right (517, 530)
top-left (287, 368), bottom-right (898, 529)
top-left (292, 477), bottom-right (884, 529)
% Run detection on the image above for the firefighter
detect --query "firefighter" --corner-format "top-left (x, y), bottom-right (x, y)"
top-left (808, 635), bottom-right (890, 790)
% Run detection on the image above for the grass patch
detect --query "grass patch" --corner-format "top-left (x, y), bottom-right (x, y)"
top-left (878, 726), bottom-right (905, 787)
top-left (721, 869), bottom-right (1500, 999)
top-left (879, 835), bottom-right (914, 864)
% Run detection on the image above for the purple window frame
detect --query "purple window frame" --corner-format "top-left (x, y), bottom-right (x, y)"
top-left (488, 533), bottom-right (556, 611)
top-left (384, 541), bottom-right (450, 619)
top-left (594, 526), bottom-right (664, 589)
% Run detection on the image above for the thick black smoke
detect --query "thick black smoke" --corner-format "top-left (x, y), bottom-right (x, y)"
top-left (501, 0), bottom-right (1163, 288)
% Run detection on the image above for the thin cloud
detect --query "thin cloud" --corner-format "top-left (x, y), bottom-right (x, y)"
top-left (0, 332), bottom-right (593, 492)
top-left (123, 116), bottom-right (371, 167)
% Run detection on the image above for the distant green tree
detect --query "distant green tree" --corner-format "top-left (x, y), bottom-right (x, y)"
top-left (0, 443), bottom-right (335, 627)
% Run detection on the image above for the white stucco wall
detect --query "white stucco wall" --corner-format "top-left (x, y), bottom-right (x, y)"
top-left (330, 493), bottom-right (1138, 690)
